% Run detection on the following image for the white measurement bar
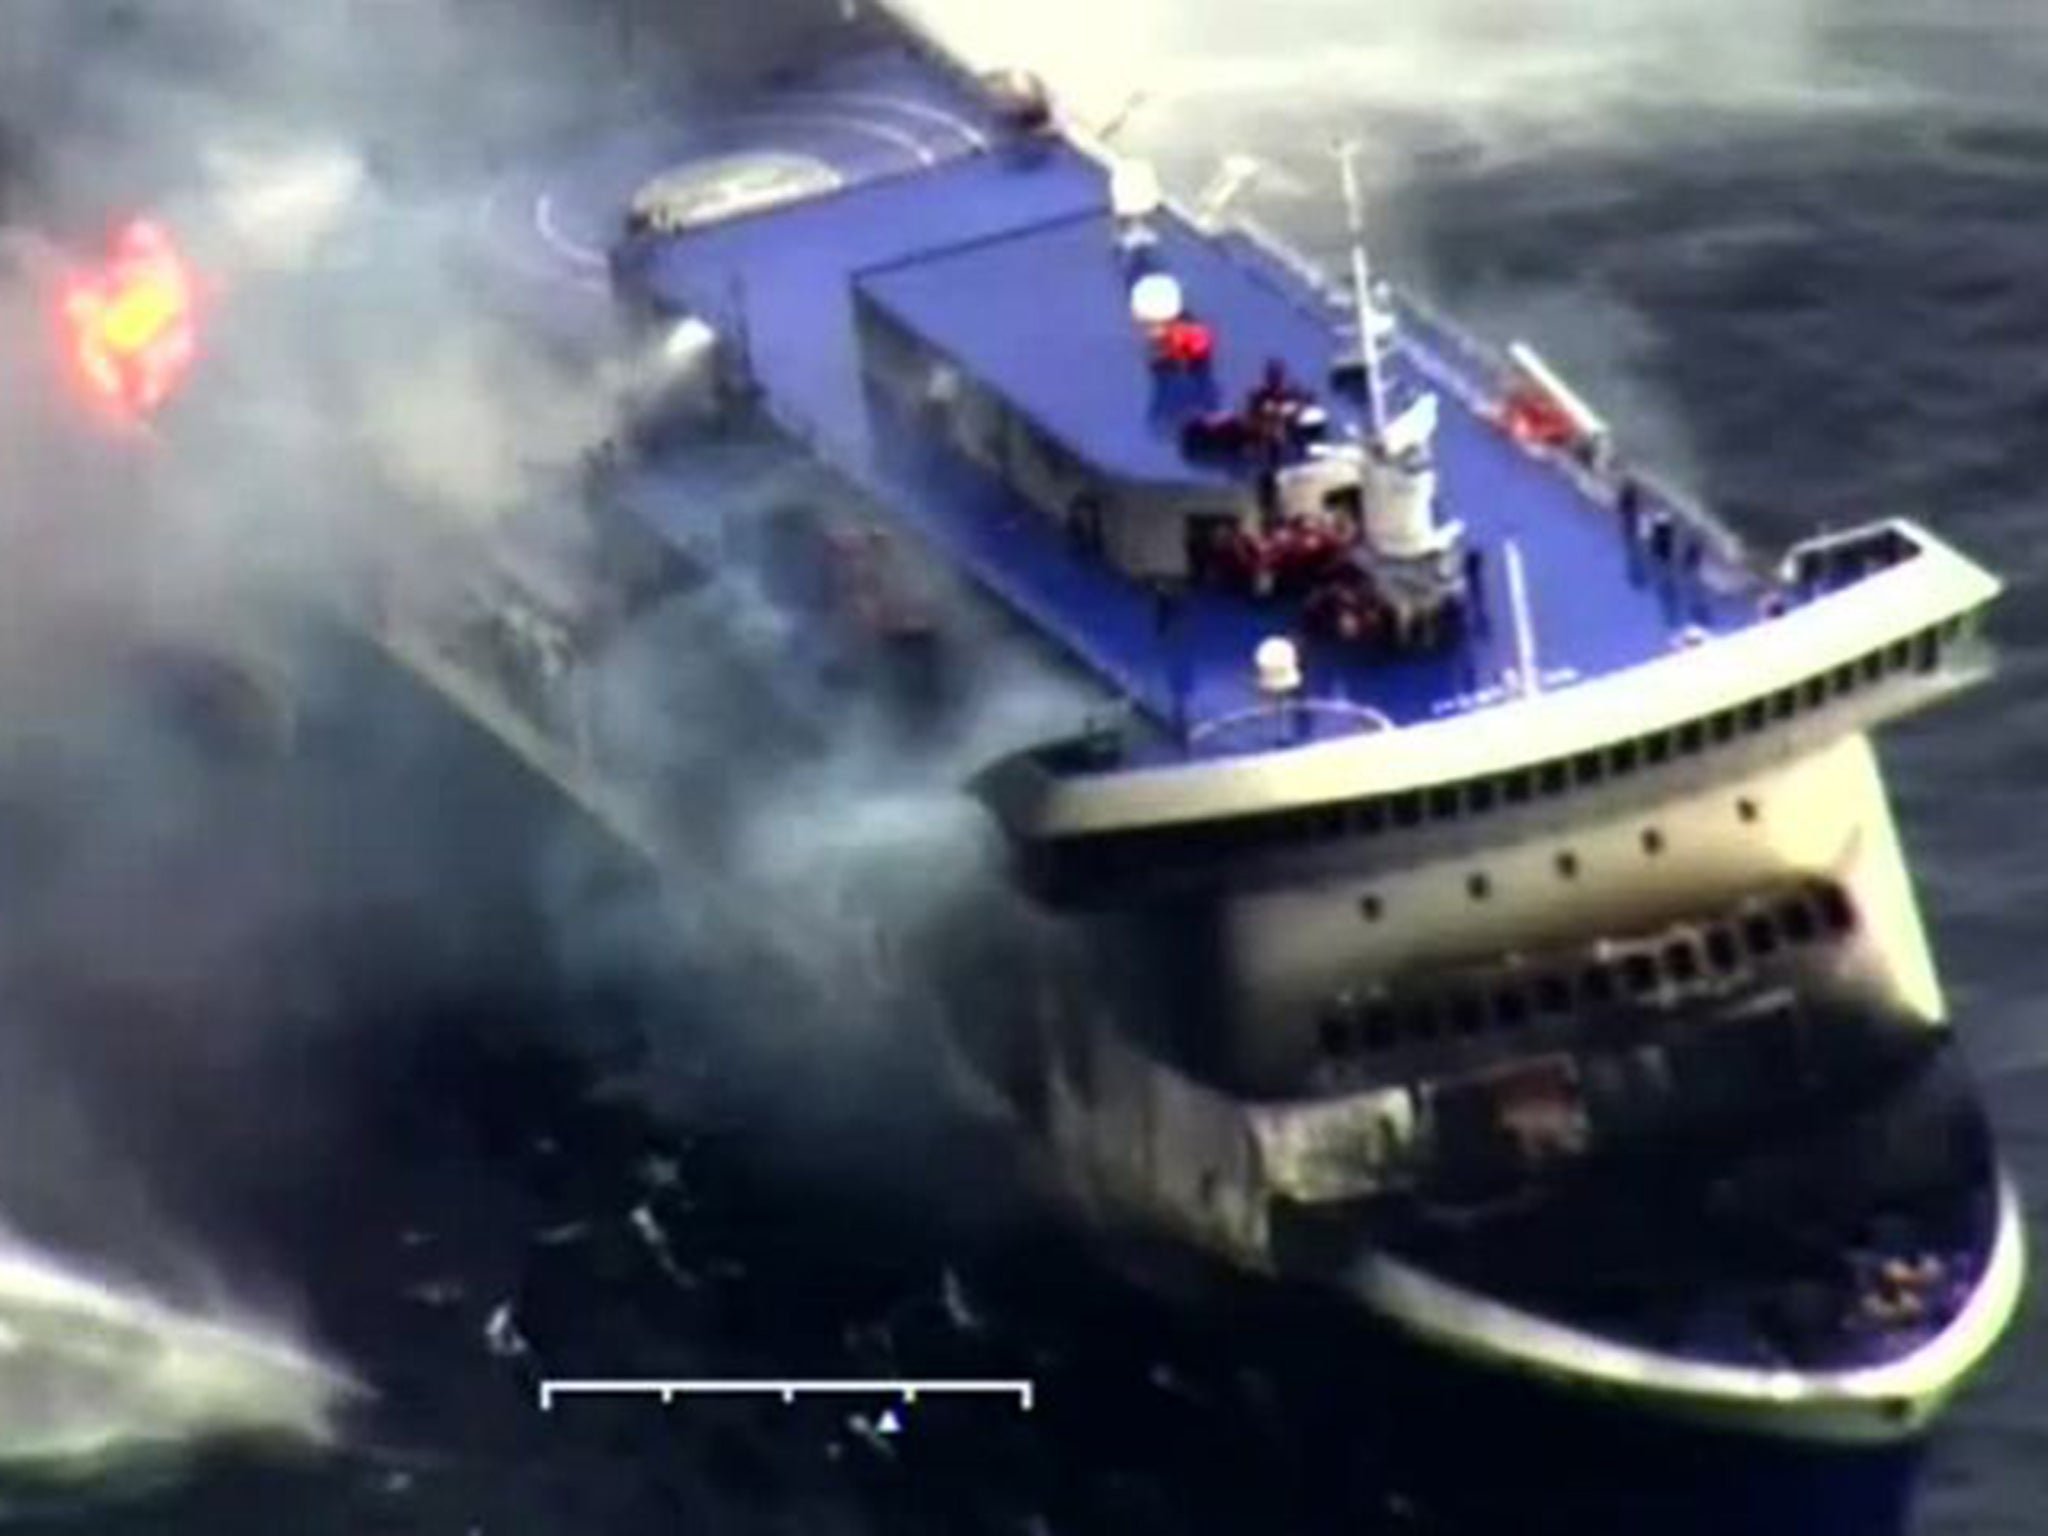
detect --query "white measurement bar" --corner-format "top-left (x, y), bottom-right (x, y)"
top-left (538, 1378), bottom-right (1036, 1412)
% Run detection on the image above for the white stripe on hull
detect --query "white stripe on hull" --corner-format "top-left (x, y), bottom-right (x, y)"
top-left (982, 519), bottom-right (1997, 839)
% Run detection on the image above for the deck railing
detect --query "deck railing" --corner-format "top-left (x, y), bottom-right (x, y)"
top-left (1186, 699), bottom-right (1395, 754)
top-left (1207, 209), bottom-right (1765, 586)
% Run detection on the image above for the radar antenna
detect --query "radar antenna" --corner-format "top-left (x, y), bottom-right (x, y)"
top-left (1333, 140), bottom-right (1388, 443)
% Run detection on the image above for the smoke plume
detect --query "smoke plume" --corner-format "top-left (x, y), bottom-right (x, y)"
top-left (0, 0), bottom-right (1106, 1474)
top-left (0, 0), bottom-right (828, 1472)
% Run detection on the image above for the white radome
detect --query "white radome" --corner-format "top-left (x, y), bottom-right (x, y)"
top-left (1255, 636), bottom-right (1303, 696)
top-left (1129, 272), bottom-right (1184, 326)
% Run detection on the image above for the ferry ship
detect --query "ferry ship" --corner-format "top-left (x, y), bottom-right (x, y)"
top-left (52, 3), bottom-right (2018, 1451)
top-left (454, 10), bottom-right (2022, 1444)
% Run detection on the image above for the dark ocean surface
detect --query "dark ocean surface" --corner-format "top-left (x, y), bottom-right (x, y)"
top-left (3, 3), bottom-right (2047, 1533)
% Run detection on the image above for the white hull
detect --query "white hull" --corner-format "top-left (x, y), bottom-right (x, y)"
top-left (966, 730), bottom-right (2020, 1443)
top-left (1338, 1180), bottom-right (2024, 1446)
top-left (1168, 728), bottom-right (1944, 1096)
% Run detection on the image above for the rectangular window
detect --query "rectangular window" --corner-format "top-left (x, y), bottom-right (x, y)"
top-left (1449, 995), bottom-right (1487, 1037)
top-left (1704, 927), bottom-right (1741, 974)
top-left (1622, 953), bottom-right (1660, 996)
top-left (1405, 1001), bottom-right (1444, 1042)
top-left (1361, 1008), bottom-right (1396, 1051)
top-left (1581, 962), bottom-right (1618, 1005)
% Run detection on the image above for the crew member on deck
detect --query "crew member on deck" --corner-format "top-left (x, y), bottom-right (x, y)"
top-left (1247, 358), bottom-right (1305, 451)
top-left (1463, 544), bottom-right (1487, 629)
top-left (1617, 475), bottom-right (1644, 542)
top-left (1152, 313), bottom-right (1215, 371)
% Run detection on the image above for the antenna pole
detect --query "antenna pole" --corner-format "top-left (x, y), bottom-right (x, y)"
top-left (1335, 142), bottom-right (1388, 442)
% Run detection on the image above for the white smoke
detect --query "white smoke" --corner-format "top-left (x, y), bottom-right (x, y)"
top-left (881, 0), bottom-right (1910, 491)
top-left (896, 0), bottom-right (1917, 163)
top-left (0, 0), bottom-right (1099, 1476)
top-left (0, 0), bottom-right (714, 1477)
top-left (8, 0), bottom-right (1985, 1481)
top-left (552, 529), bottom-right (1094, 1095)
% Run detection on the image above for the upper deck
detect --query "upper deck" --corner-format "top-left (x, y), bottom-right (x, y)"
top-left (591, 34), bottom-right (1996, 787)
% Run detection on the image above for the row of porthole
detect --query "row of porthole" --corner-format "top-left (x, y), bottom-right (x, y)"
top-left (1319, 882), bottom-right (1857, 1058)
top-left (1360, 797), bottom-right (1758, 921)
top-left (1388, 621), bottom-right (1956, 831)
top-left (1040, 616), bottom-right (1970, 893)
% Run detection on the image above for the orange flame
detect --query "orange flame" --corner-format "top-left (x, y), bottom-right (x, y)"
top-left (61, 219), bottom-right (199, 419)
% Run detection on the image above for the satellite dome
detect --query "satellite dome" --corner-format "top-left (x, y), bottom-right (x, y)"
top-left (1129, 272), bottom-right (1184, 326)
top-left (1255, 636), bottom-right (1303, 696)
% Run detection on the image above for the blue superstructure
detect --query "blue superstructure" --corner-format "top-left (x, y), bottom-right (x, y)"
top-left (599, 51), bottom-right (1764, 760)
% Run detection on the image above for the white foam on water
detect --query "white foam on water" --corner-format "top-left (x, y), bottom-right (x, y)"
top-left (0, 1228), bottom-right (354, 1472)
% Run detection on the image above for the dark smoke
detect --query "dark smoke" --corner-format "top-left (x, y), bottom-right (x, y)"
top-left (0, 0), bottom-right (1102, 1468)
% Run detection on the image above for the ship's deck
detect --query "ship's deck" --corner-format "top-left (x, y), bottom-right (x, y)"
top-left (590, 43), bottom-right (1774, 760)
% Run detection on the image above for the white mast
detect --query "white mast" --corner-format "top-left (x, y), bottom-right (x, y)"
top-left (1334, 141), bottom-right (1388, 443)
